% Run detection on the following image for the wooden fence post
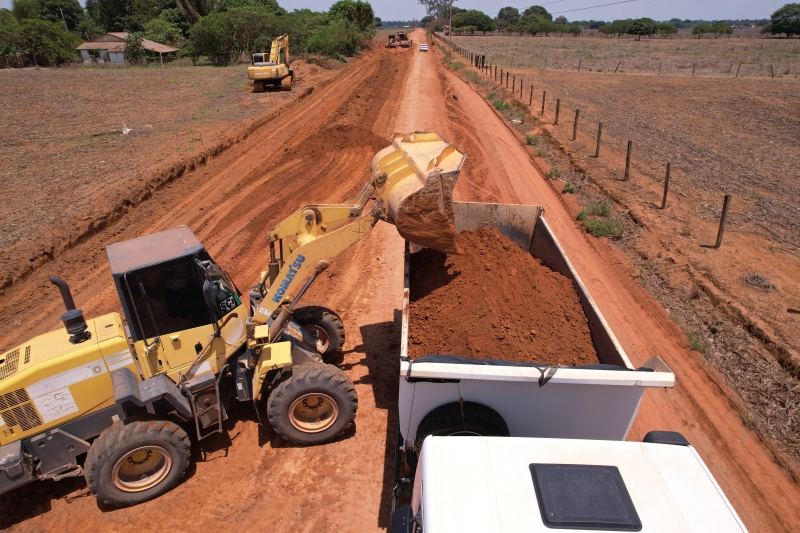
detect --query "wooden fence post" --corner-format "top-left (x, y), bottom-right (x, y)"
top-left (506, 71), bottom-right (509, 88)
top-left (595, 122), bottom-right (603, 158)
top-left (529, 85), bottom-right (534, 106)
top-left (554, 99), bottom-right (561, 125)
top-left (736, 63), bottom-right (741, 77)
top-left (658, 62), bottom-right (662, 76)
top-left (614, 61), bottom-right (622, 73)
top-left (624, 141), bottom-right (633, 180)
top-left (512, 75), bottom-right (515, 93)
top-left (692, 63), bottom-right (696, 76)
top-left (573, 109), bottom-right (580, 141)
top-left (771, 64), bottom-right (774, 78)
top-left (714, 195), bottom-right (732, 249)
top-left (541, 90), bottom-right (546, 115)
top-left (661, 163), bottom-right (670, 209)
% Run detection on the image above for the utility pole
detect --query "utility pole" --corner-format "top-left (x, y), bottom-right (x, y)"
top-left (59, 7), bottom-right (68, 30)
top-left (449, 0), bottom-right (453, 50)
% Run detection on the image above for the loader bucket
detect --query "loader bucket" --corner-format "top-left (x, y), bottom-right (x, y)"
top-left (371, 133), bottom-right (465, 253)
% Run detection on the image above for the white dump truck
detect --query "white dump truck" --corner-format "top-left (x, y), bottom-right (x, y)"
top-left (391, 433), bottom-right (748, 532)
top-left (393, 202), bottom-right (676, 501)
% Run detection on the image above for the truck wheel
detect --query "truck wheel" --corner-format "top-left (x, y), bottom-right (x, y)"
top-left (267, 363), bottom-right (357, 445)
top-left (84, 420), bottom-right (191, 507)
top-left (292, 303), bottom-right (345, 362)
top-left (414, 401), bottom-right (509, 451)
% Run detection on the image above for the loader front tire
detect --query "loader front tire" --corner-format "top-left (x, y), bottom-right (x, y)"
top-left (267, 363), bottom-right (357, 445)
top-left (414, 401), bottom-right (509, 451)
top-left (292, 303), bottom-right (345, 361)
top-left (84, 420), bottom-right (191, 507)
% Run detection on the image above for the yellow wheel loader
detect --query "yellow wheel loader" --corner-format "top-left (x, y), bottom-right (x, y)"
top-left (248, 34), bottom-right (293, 92)
top-left (0, 132), bottom-right (465, 507)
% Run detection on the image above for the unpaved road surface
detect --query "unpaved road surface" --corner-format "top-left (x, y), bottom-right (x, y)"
top-left (2, 30), bottom-right (800, 531)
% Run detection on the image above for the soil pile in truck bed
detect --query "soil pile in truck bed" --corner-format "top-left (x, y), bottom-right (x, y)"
top-left (408, 227), bottom-right (600, 365)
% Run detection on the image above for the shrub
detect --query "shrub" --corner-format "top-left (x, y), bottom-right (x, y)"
top-left (588, 202), bottom-right (611, 216)
top-left (525, 134), bottom-right (540, 145)
top-left (493, 100), bottom-right (511, 111)
top-left (306, 18), bottom-right (361, 57)
top-left (17, 18), bottom-right (80, 66)
top-left (463, 70), bottom-right (480, 83)
top-left (687, 332), bottom-right (709, 354)
top-left (545, 168), bottom-right (561, 179)
top-left (681, 225), bottom-right (693, 236)
top-left (143, 18), bottom-right (187, 48)
top-left (576, 210), bottom-right (587, 221)
top-left (584, 218), bottom-right (625, 238)
top-left (562, 182), bottom-right (575, 193)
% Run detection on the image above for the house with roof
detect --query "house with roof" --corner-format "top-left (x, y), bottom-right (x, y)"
top-left (76, 32), bottom-right (180, 64)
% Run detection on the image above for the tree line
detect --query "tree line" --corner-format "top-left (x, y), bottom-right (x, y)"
top-left (0, 0), bottom-right (378, 68)
top-left (418, 2), bottom-right (800, 39)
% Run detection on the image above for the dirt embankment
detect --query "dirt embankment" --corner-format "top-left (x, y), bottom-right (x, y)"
top-left (408, 228), bottom-right (598, 365)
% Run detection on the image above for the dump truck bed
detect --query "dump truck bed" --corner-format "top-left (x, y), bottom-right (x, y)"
top-left (398, 202), bottom-right (674, 447)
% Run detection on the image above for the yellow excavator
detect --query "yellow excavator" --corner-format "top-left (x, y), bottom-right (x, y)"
top-left (0, 133), bottom-right (464, 507)
top-left (248, 34), bottom-right (293, 92)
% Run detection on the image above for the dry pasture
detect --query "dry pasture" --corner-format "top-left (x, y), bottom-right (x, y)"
top-left (452, 34), bottom-right (800, 78)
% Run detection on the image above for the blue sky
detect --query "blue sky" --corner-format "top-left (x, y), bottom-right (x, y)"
top-left (0, 0), bottom-right (786, 24)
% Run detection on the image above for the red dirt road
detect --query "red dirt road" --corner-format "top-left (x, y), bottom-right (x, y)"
top-left (1, 29), bottom-right (799, 531)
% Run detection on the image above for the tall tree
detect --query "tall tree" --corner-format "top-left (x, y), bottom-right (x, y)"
top-left (521, 5), bottom-right (551, 22)
top-left (11, 0), bottom-right (41, 20)
top-left (771, 3), bottom-right (800, 36)
top-left (710, 22), bottom-right (732, 37)
top-left (39, 0), bottom-right (86, 30)
top-left (657, 22), bottom-right (677, 38)
top-left (495, 6), bottom-right (519, 30)
top-left (628, 17), bottom-right (655, 40)
top-left (329, 0), bottom-right (375, 34)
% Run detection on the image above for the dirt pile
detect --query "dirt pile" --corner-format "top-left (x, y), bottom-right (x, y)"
top-left (408, 228), bottom-right (599, 365)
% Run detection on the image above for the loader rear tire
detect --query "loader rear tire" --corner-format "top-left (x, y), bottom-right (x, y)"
top-left (414, 401), bottom-right (509, 451)
top-left (292, 303), bottom-right (345, 361)
top-left (267, 363), bottom-right (357, 445)
top-left (84, 420), bottom-right (191, 507)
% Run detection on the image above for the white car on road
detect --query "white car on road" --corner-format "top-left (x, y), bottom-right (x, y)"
top-left (420, 44), bottom-right (428, 52)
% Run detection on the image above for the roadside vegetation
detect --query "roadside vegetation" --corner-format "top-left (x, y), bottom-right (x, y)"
top-left (0, 0), bottom-right (378, 67)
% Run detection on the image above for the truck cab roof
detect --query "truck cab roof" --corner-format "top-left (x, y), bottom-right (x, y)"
top-left (418, 436), bottom-right (747, 532)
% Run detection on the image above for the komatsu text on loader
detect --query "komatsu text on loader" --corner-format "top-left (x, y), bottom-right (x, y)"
top-left (248, 34), bottom-right (293, 92)
top-left (0, 133), bottom-right (465, 507)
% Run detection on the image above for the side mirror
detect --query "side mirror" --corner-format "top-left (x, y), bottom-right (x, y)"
top-left (390, 505), bottom-right (415, 533)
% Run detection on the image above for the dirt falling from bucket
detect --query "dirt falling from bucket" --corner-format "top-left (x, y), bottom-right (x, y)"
top-left (393, 174), bottom-right (461, 254)
top-left (408, 228), bottom-right (599, 365)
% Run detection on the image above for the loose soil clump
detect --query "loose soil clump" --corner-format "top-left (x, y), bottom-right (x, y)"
top-left (408, 227), bottom-right (599, 365)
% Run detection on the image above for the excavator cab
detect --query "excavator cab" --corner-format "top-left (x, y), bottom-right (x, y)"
top-left (106, 227), bottom-right (247, 380)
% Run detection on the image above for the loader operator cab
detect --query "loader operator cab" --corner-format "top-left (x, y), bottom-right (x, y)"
top-left (106, 227), bottom-right (246, 378)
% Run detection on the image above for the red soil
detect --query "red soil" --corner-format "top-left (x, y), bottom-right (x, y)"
top-left (408, 228), bottom-right (599, 365)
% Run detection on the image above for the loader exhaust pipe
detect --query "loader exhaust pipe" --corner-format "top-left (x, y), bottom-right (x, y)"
top-left (48, 276), bottom-right (76, 311)
top-left (49, 276), bottom-right (91, 344)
